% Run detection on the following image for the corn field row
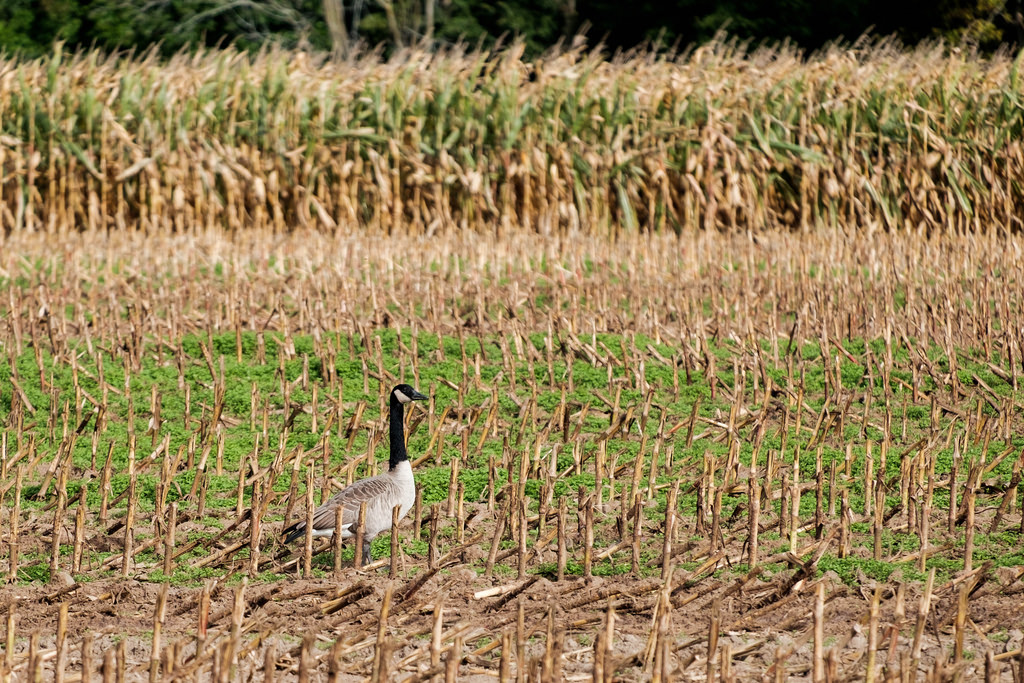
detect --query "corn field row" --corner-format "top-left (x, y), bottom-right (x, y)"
top-left (0, 40), bottom-right (1023, 235)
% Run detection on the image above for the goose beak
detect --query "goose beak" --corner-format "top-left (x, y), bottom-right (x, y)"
top-left (410, 389), bottom-right (429, 401)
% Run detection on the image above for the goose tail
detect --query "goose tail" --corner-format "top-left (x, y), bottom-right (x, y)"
top-left (281, 522), bottom-right (306, 545)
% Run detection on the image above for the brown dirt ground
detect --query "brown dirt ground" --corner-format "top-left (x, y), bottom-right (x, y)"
top-left (4, 505), bottom-right (1024, 682)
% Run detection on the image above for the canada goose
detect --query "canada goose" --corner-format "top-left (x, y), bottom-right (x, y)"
top-left (282, 384), bottom-right (428, 565)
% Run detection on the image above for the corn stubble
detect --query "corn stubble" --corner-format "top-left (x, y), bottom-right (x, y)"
top-left (0, 224), bottom-right (1021, 680)
top-left (2, 38), bottom-right (1024, 683)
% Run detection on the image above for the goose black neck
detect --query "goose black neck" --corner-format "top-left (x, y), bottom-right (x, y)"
top-left (388, 397), bottom-right (407, 470)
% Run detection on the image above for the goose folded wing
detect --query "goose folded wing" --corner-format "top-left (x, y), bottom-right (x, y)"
top-left (308, 475), bottom-right (396, 532)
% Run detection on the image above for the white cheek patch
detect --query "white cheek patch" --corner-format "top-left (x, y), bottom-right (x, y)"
top-left (394, 390), bottom-right (411, 404)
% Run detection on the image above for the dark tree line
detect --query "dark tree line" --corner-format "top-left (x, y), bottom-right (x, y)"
top-left (3, 0), bottom-right (1022, 58)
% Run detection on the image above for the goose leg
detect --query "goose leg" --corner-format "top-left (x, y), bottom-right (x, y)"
top-left (361, 538), bottom-right (373, 566)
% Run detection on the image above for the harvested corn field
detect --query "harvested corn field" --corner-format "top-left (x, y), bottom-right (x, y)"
top-left (4, 34), bottom-right (1024, 682)
top-left (3, 225), bottom-right (1024, 680)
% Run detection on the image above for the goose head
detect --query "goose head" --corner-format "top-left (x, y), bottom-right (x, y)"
top-left (392, 384), bottom-right (428, 404)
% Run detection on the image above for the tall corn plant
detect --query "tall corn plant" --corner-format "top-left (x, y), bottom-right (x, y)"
top-left (0, 39), bottom-right (1023, 236)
